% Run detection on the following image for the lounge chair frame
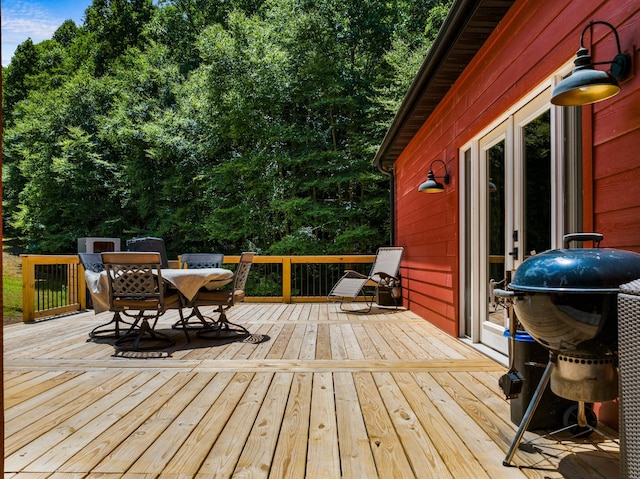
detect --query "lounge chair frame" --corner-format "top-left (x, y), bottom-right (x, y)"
top-left (328, 247), bottom-right (404, 312)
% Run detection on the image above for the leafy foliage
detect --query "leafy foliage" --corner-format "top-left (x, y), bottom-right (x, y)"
top-left (2, 0), bottom-right (451, 257)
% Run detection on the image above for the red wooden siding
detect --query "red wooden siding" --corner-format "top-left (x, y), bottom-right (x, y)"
top-left (394, 0), bottom-right (640, 336)
top-left (591, 7), bottom-right (640, 252)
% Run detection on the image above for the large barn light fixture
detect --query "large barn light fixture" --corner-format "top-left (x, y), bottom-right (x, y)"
top-left (551, 21), bottom-right (631, 106)
top-left (418, 159), bottom-right (450, 193)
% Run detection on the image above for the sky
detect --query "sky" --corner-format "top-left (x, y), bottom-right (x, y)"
top-left (2, 0), bottom-right (92, 66)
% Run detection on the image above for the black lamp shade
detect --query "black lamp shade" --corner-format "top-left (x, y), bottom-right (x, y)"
top-left (418, 171), bottom-right (445, 193)
top-left (551, 68), bottom-right (620, 106)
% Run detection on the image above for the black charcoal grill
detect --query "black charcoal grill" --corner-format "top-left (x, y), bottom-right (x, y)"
top-left (497, 233), bottom-right (640, 466)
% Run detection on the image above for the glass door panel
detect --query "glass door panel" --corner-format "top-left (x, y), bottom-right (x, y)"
top-left (479, 121), bottom-right (511, 354)
top-left (523, 110), bottom-right (552, 258)
top-left (478, 100), bottom-right (553, 355)
top-left (487, 139), bottom-right (506, 329)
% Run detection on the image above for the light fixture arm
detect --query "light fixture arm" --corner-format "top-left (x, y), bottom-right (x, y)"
top-left (577, 21), bottom-right (631, 81)
top-left (429, 159), bottom-right (450, 185)
top-left (580, 21), bottom-right (622, 53)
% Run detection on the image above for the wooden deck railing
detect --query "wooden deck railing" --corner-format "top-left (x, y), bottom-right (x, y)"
top-left (20, 254), bottom-right (376, 322)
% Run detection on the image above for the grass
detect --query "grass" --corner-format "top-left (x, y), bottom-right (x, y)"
top-left (3, 244), bottom-right (82, 325)
top-left (3, 241), bottom-right (24, 325)
top-left (3, 275), bottom-right (23, 323)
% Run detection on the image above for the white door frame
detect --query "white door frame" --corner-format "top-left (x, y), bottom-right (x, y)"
top-left (459, 71), bottom-right (573, 356)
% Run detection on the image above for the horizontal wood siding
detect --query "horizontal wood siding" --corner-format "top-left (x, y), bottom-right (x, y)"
top-left (394, 0), bottom-right (640, 335)
top-left (591, 0), bottom-right (640, 252)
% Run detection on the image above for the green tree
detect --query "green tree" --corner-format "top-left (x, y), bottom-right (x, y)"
top-left (148, 0), bottom-right (266, 74)
top-left (3, 72), bottom-right (123, 251)
top-left (95, 44), bottom-right (184, 237)
top-left (2, 39), bottom-right (39, 126)
top-left (84, 0), bottom-right (156, 74)
top-left (53, 19), bottom-right (80, 47)
top-left (3, 0), bottom-right (452, 256)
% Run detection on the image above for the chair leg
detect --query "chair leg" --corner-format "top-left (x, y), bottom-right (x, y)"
top-left (89, 312), bottom-right (133, 340)
top-left (338, 289), bottom-right (374, 313)
top-left (114, 314), bottom-right (175, 351)
top-left (172, 307), bottom-right (191, 343)
top-left (172, 307), bottom-right (213, 330)
top-left (339, 300), bottom-right (373, 313)
top-left (196, 306), bottom-right (250, 339)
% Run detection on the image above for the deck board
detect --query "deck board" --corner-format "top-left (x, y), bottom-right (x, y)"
top-left (268, 372), bottom-right (312, 479)
top-left (3, 303), bottom-right (619, 478)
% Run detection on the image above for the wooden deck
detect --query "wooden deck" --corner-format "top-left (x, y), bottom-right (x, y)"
top-left (4, 303), bottom-right (619, 478)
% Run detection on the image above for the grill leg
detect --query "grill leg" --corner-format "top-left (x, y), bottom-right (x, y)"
top-left (503, 361), bottom-right (553, 466)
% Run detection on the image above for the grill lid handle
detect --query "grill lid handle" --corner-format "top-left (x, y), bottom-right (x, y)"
top-left (563, 233), bottom-right (603, 249)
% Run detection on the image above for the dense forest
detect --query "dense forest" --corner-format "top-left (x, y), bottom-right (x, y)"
top-left (2, 0), bottom-right (451, 258)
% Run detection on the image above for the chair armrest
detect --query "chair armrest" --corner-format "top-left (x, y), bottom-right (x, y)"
top-left (343, 270), bottom-right (367, 279)
top-left (375, 272), bottom-right (400, 284)
top-left (374, 271), bottom-right (400, 281)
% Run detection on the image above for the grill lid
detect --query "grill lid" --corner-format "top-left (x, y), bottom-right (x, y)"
top-left (510, 247), bottom-right (640, 293)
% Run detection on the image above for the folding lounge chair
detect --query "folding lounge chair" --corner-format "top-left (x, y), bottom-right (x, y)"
top-left (328, 247), bottom-right (403, 312)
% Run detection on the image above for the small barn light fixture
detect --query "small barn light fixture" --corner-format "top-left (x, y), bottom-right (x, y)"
top-left (551, 21), bottom-right (632, 106)
top-left (418, 159), bottom-right (450, 193)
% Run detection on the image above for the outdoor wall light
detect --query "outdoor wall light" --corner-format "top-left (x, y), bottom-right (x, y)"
top-left (551, 21), bottom-right (632, 106)
top-left (418, 159), bottom-right (450, 193)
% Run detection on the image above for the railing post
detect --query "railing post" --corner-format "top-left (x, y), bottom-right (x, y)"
top-left (21, 255), bottom-right (36, 323)
top-left (78, 262), bottom-right (88, 310)
top-left (282, 257), bottom-right (292, 303)
top-left (69, 259), bottom-right (79, 307)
